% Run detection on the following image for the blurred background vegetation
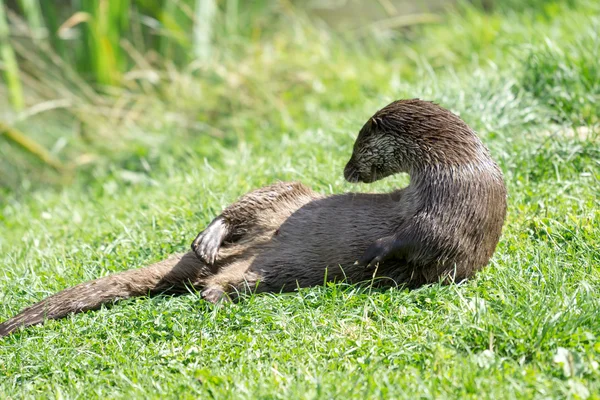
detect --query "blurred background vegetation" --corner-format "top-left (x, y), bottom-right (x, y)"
top-left (0, 0), bottom-right (597, 194)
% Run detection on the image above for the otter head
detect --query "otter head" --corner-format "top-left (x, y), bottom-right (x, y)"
top-left (344, 99), bottom-right (484, 183)
top-left (343, 116), bottom-right (406, 183)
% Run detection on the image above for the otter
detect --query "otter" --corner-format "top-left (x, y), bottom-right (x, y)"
top-left (0, 99), bottom-right (507, 337)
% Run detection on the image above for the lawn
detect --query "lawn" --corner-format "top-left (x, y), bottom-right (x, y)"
top-left (1, 1), bottom-right (599, 398)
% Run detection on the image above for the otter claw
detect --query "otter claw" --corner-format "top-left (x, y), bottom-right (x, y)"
top-left (358, 257), bottom-right (383, 269)
top-left (358, 235), bottom-right (416, 268)
top-left (358, 235), bottom-right (404, 268)
top-left (191, 217), bottom-right (228, 264)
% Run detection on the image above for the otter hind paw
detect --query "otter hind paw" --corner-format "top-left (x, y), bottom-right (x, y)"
top-left (191, 217), bottom-right (228, 264)
top-left (201, 286), bottom-right (229, 304)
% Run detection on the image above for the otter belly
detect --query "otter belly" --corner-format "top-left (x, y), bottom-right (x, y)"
top-left (247, 194), bottom-right (399, 290)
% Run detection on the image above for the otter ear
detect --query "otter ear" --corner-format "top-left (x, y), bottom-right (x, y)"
top-left (370, 117), bottom-right (381, 127)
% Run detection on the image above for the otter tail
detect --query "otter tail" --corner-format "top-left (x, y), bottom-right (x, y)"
top-left (0, 251), bottom-right (206, 337)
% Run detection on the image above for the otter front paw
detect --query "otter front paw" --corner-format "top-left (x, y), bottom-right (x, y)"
top-left (357, 235), bottom-right (413, 268)
top-left (191, 217), bottom-right (229, 264)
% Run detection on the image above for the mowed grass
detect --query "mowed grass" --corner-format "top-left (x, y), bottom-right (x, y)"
top-left (1, 2), bottom-right (600, 399)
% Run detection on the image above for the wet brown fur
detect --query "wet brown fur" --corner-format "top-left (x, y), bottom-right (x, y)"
top-left (0, 99), bottom-right (507, 337)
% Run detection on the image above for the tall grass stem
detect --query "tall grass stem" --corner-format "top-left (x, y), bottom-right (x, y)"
top-left (193, 0), bottom-right (216, 61)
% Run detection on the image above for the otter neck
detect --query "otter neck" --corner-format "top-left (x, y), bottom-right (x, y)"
top-left (405, 159), bottom-right (499, 210)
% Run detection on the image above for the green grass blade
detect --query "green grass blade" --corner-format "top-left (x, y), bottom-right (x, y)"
top-left (158, 0), bottom-right (193, 62)
top-left (39, 1), bottom-right (66, 57)
top-left (17, 0), bottom-right (45, 40)
top-left (78, 0), bottom-right (130, 86)
top-left (0, 0), bottom-right (24, 110)
top-left (193, 0), bottom-right (216, 60)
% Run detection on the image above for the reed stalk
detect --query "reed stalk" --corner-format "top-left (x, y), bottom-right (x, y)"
top-left (193, 0), bottom-right (216, 60)
top-left (0, 0), bottom-right (24, 110)
top-left (0, 121), bottom-right (63, 170)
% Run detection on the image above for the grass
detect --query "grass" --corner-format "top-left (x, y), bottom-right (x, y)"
top-left (1, 0), bottom-right (600, 398)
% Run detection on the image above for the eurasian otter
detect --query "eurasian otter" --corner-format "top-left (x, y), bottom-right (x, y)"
top-left (0, 99), bottom-right (507, 337)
